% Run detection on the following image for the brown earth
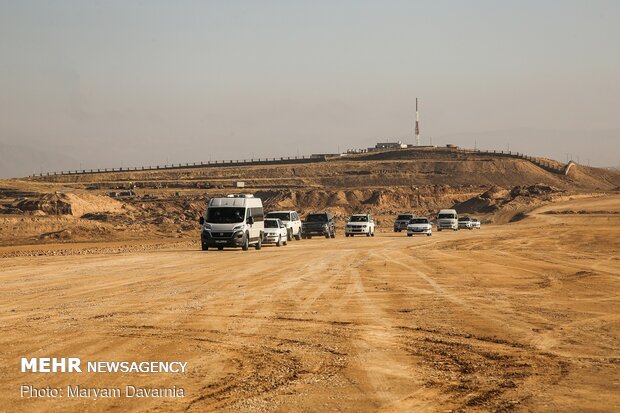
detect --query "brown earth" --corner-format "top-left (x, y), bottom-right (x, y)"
top-left (0, 194), bottom-right (618, 412)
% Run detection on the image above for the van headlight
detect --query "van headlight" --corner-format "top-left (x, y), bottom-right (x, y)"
top-left (232, 224), bottom-right (244, 231)
top-left (203, 223), bottom-right (212, 230)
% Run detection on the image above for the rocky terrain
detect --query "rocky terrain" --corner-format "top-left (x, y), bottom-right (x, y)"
top-left (1, 148), bottom-right (618, 246)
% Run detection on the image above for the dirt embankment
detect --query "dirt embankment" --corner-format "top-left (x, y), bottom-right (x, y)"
top-left (28, 151), bottom-right (620, 191)
top-left (2, 152), bottom-right (618, 245)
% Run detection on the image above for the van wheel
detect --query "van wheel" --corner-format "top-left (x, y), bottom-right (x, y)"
top-left (276, 235), bottom-right (282, 247)
top-left (242, 233), bottom-right (249, 251)
top-left (330, 230), bottom-right (335, 238)
top-left (255, 237), bottom-right (262, 250)
top-left (427, 233), bottom-right (432, 236)
top-left (371, 230), bottom-right (375, 237)
top-left (437, 228), bottom-right (442, 232)
top-left (283, 237), bottom-right (288, 246)
top-left (294, 230), bottom-right (301, 241)
top-left (407, 234), bottom-right (413, 237)
top-left (287, 229), bottom-right (292, 241)
top-left (201, 243), bottom-right (209, 251)
top-left (393, 229), bottom-right (398, 233)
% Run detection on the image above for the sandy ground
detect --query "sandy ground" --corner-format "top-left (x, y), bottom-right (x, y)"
top-left (1, 195), bottom-right (618, 412)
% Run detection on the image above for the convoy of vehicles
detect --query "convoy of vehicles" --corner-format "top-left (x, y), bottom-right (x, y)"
top-left (302, 212), bottom-right (336, 239)
top-left (458, 216), bottom-right (474, 230)
top-left (407, 217), bottom-right (432, 237)
top-left (345, 214), bottom-right (375, 237)
top-left (199, 194), bottom-right (482, 250)
top-left (394, 213), bottom-right (415, 232)
top-left (262, 218), bottom-right (289, 246)
top-left (436, 209), bottom-right (459, 231)
top-left (265, 210), bottom-right (302, 241)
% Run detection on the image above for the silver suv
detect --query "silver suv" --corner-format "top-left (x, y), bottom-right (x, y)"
top-left (394, 213), bottom-right (415, 232)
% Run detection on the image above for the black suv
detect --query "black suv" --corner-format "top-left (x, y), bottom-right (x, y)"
top-left (302, 212), bottom-right (336, 239)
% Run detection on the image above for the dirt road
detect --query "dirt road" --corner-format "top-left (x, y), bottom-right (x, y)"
top-left (1, 195), bottom-right (618, 412)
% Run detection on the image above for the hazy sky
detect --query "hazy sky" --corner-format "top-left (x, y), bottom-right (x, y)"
top-left (1, 0), bottom-right (619, 174)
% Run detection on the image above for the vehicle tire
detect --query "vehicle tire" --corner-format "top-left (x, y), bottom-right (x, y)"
top-left (330, 230), bottom-right (335, 238)
top-left (287, 229), bottom-right (292, 241)
top-left (427, 233), bottom-right (432, 236)
top-left (393, 229), bottom-right (398, 233)
top-left (371, 230), bottom-right (375, 237)
top-left (437, 228), bottom-right (442, 232)
top-left (366, 231), bottom-right (370, 237)
top-left (276, 235), bottom-right (282, 247)
top-left (469, 227), bottom-right (473, 230)
top-left (295, 229), bottom-right (302, 240)
top-left (218, 246), bottom-right (224, 251)
top-left (255, 236), bottom-right (262, 250)
top-left (201, 243), bottom-right (208, 251)
top-left (283, 237), bottom-right (288, 246)
top-left (325, 232), bottom-right (330, 239)
top-left (308, 235), bottom-right (312, 239)
top-left (407, 234), bottom-right (413, 237)
top-left (242, 233), bottom-right (249, 251)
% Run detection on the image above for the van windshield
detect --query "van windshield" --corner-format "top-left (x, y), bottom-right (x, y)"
top-left (206, 207), bottom-right (245, 223)
top-left (438, 213), bottom-right (455, 219)
top-left (397, 215), bottom-right (413, 220)
top-left (265, 212), bottom-right (290, 221)
top-left (350, 215), bottom-right (368, 222)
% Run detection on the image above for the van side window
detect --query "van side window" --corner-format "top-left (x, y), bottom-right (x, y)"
top-left (250, 207), bottom-right (264, 222)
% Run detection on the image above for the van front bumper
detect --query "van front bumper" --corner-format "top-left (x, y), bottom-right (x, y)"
top-left (201, 230), bottom-right (245, 247)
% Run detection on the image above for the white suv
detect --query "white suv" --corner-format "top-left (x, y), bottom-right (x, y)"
top-left (458, 216), bottom-right (474, 230)
top-left (407, 217), bottom-right (432, 237)
top-left (345, 214), bottom-right (375, 237)
top-left (265, 211), bottom-right (302, 241)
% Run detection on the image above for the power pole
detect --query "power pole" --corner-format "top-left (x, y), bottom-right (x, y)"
top-left (415, 97), bottom-right (420, 146)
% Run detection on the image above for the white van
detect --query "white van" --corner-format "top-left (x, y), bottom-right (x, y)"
top-left (199, 194), bottom-right (264, 251)
top-left (436, 209), bottom-right (458, 231)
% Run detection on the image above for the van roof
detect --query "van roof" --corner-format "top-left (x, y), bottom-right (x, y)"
top-left (209, 197), bottom-right (263, 207)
